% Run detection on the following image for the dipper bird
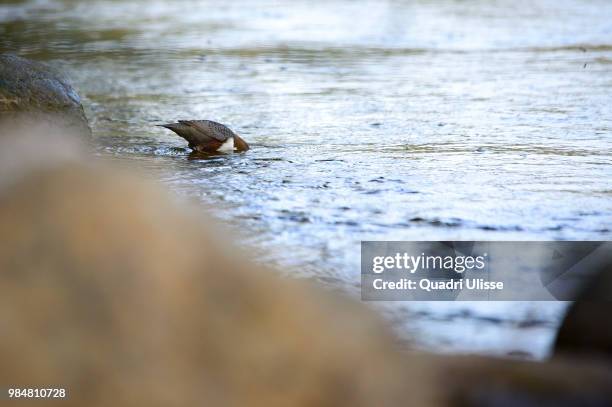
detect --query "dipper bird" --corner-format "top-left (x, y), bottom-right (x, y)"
top-left (159, 120), bottom-right (249, 153)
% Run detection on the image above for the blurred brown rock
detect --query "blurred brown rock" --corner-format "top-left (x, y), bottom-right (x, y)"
top-left (440, 354), bottom-right (612, 407)
top-left (0, 121), bottom-right (434, 406)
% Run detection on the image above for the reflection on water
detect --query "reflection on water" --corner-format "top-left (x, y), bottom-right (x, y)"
top-left (2, 0), bottom-right (611, 358)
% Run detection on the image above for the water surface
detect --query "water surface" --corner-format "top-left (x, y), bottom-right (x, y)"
top-left (2, 0), bottom-right (611, 358)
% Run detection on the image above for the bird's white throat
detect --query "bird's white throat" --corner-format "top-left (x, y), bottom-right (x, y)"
top-left (218, 137), bottom-right (235, 152)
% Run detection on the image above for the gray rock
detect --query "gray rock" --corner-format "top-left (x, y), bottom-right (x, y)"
top-left (0, 53), bottom-right (90, 136)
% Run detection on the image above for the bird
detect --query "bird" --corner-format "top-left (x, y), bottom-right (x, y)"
top-left (158, 120), bottom-right (249, 153)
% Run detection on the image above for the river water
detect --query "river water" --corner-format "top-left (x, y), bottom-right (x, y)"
top-left (2, 0), bottom-right (611, 358)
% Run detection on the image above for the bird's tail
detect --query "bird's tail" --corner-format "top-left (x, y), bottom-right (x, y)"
top-left (157, 122), bottom-right (194, 146)
top-left (157, 123), bottom-right (179, 130)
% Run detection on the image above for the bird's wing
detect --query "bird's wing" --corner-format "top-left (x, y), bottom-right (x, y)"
top-left (180, 120), bottom-right (236, 142)
top-left (158, 122), bottom-right (217, 149)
